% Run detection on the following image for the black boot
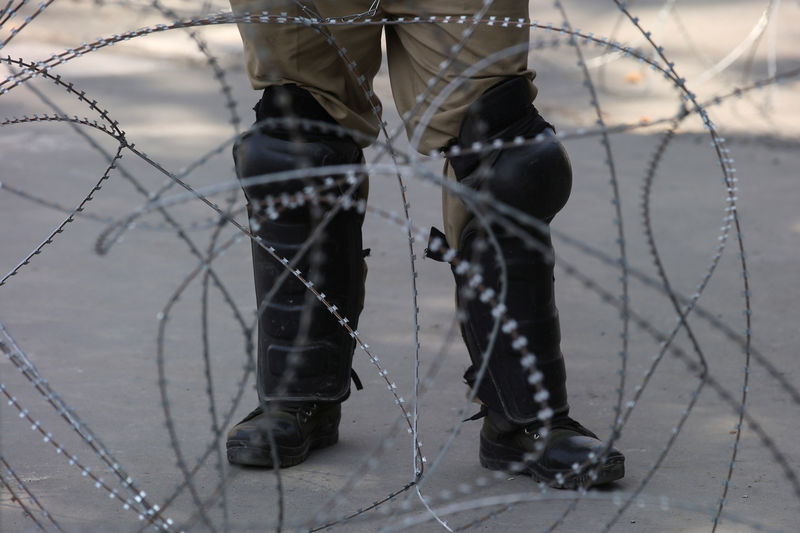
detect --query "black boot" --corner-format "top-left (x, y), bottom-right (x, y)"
top-left (479, 409), bottom-right (624, 488)
top-left (435, 76), bottom-right (624, 487)
top-left (227, 403), bottom-right (341, 467)
top-left (227, 86), bottom-right (366, 467)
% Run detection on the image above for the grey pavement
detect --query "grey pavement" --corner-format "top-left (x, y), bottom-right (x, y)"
top-left (1, 1), bottom-right (799, 532)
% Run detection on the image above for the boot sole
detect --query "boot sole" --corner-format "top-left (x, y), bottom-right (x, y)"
top-left (227, 430), bottom-right (339, 468)
top-left (479, 434), bottom-right (624, 489)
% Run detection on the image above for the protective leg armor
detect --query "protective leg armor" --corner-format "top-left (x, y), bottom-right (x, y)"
top-left (447, 76), bottom-right (573, 425)
top-left (234, 85), bottom-right (366, 404)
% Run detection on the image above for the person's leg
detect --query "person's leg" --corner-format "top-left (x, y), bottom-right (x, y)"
top-left (226, 1), bottom-right (382, 467)
top-left (385, 1), bottom-right (624, 487)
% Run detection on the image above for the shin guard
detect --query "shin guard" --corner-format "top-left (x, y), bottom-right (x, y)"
top-left (235, 85), bottom-right (366, 404)
top-left (446, 77), bottom-right (573, 424)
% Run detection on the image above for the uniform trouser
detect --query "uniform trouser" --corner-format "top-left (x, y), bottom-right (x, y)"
top-left (230, 0), bottom-right (536, 246)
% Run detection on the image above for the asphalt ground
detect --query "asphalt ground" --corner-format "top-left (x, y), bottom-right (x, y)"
top-left (1, 1), bottom-right (799, 532)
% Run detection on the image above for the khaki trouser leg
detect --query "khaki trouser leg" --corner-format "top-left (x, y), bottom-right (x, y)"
top-left (380, 0), bottom-right (533, 247)
top-left (383, 0), bottom-right (534, 152)
top-left (229, 0), bottom-right (385, 147)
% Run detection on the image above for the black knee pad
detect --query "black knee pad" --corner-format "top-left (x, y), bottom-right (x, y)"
top-left (234, 85), bottom-right (363, 202)
top-left (448, 76), bottom-right (572, 222)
